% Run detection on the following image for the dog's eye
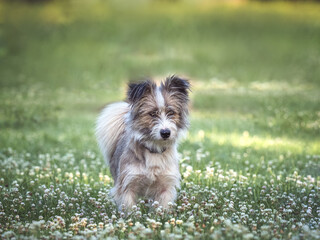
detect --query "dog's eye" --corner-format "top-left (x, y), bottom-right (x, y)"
top-left (167, 110), bottom-right (175, 117)
top-left (149, 111), bottom-right (158, 117)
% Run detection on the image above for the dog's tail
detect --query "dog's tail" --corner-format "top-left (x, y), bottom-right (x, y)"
top-left (95, 102), bottom-right (129, 165)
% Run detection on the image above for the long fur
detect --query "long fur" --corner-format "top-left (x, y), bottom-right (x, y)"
top-left (95, 102), bottom-right (129, 165)
top-left (96, 75), bottom-right (190, 210)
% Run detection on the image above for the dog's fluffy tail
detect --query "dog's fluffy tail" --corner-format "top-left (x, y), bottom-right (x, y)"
top-left (95, 102), bottom-right (129, 165)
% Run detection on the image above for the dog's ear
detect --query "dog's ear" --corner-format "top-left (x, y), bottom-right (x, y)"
top-left (163, 75), bottom-right (190, 96)
top-left (127, 80), bottom-right (154, 104)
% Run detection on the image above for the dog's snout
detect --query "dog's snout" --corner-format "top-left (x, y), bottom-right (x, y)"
top-left (160, 128), bottom-right (171, 139)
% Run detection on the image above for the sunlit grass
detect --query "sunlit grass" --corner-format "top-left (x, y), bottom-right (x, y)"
top-left (193, 79), bottom-right (315, 93)
top-left (188, 129), bottom-right (319, 154)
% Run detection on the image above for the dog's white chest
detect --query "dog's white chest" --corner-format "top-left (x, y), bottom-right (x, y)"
top-left (144, 150), bottom-right (178, 181)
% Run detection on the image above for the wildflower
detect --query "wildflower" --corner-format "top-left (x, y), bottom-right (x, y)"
top-left (170, 218), bottom-right (176, 225)
top-left (205, 167), bottom-right (214, 178)
top-left (176, 220), bottom-right (183, 225)
top-left (80, 218), bottom-right (87, 227)
top-left (152, 201), bottom-right (159, 208)
top-left (186, 166), bottom-right (193, 172)
top-left (82, 173), bottom-right (88, 181)
top-left (104, 175), bottom-right (111, 183)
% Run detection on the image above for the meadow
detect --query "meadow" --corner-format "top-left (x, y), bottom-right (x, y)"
top-left (0, 0), bottom-right (319, 239)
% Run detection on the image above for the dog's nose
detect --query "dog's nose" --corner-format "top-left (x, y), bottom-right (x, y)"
top-left (160, 128), bottom-right (171, 139)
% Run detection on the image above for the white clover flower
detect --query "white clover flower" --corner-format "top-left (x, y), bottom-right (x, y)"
top-left (183, 172), bottom-right (191, 178)
top-left (176, 220), bottom-right (183, 225)
top-left (135, 211), bottom-right (142, 217)
top-left (132, 205), bottom-right (137, 211)
top-left (186, 166), bottom-right (193, 172)
top-left (152, 201), bottom-right (159, 208)
top-left (99, 173), bottom-right (104, 181)
top-left (218, 174), bottom-right (224, 181)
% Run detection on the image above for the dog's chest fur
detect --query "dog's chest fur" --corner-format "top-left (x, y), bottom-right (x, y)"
top-left (144, 149), bottom-right (178, 181)
top-left (116, 145), bottom-right (180, 198)
top-left (137, 148), bottom-right (180, 197)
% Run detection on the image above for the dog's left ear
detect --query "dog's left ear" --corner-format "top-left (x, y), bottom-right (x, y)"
top-left (127, 80), bottom-right (155, 104)
top-left (163, 75), bottom-right (190, 97)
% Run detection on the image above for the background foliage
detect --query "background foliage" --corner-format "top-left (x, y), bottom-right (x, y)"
top-left (0, 0), bottom-right (319, 239)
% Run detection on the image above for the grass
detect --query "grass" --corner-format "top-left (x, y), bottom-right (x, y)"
top-left (0, 0), bottom-right (319, 239)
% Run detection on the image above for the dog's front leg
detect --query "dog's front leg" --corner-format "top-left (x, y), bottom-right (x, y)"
top-left (111, 181), bottom-right (137, 211)
top-left (154, 174), bottom-right (180, 208)
top-left (112, 185), bottom-right (137, 211)
top-left (119, 189), bottom-right (136, 211)
top-left (156, 187), bottom-right (177, 209)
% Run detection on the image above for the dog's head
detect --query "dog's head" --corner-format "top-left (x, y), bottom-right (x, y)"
top-left (127, 76), bottom-right (190, 150)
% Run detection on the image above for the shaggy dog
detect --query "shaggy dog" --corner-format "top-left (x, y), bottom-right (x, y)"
top-left (95, 76), bottom-right (190, 210)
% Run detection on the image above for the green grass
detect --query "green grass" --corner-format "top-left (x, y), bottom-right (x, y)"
top-left (0, 0), bottom-right (319, 239)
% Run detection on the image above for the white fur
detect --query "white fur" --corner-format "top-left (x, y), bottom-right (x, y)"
top-left (144, 146), bottom-right (179, 181)
top-left (155, 87), bottom-right (165, 108)
top-left (95, 102), bottom-right (129, 165)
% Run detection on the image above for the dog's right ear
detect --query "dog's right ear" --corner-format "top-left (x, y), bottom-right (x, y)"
top-left (127, 80), bottom-right (154, 104)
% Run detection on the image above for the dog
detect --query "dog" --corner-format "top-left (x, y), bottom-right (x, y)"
top-left (95, 75), bottom-right (190, 210)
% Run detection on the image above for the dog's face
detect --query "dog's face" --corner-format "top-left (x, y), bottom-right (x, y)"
top-left (127, 76), bottom-right (190, 147)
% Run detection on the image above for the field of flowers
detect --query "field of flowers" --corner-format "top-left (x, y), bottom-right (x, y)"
top-left (0, 148), bottom-right (319, 239)
top-left (0, 0), bottom-right (320, 239)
